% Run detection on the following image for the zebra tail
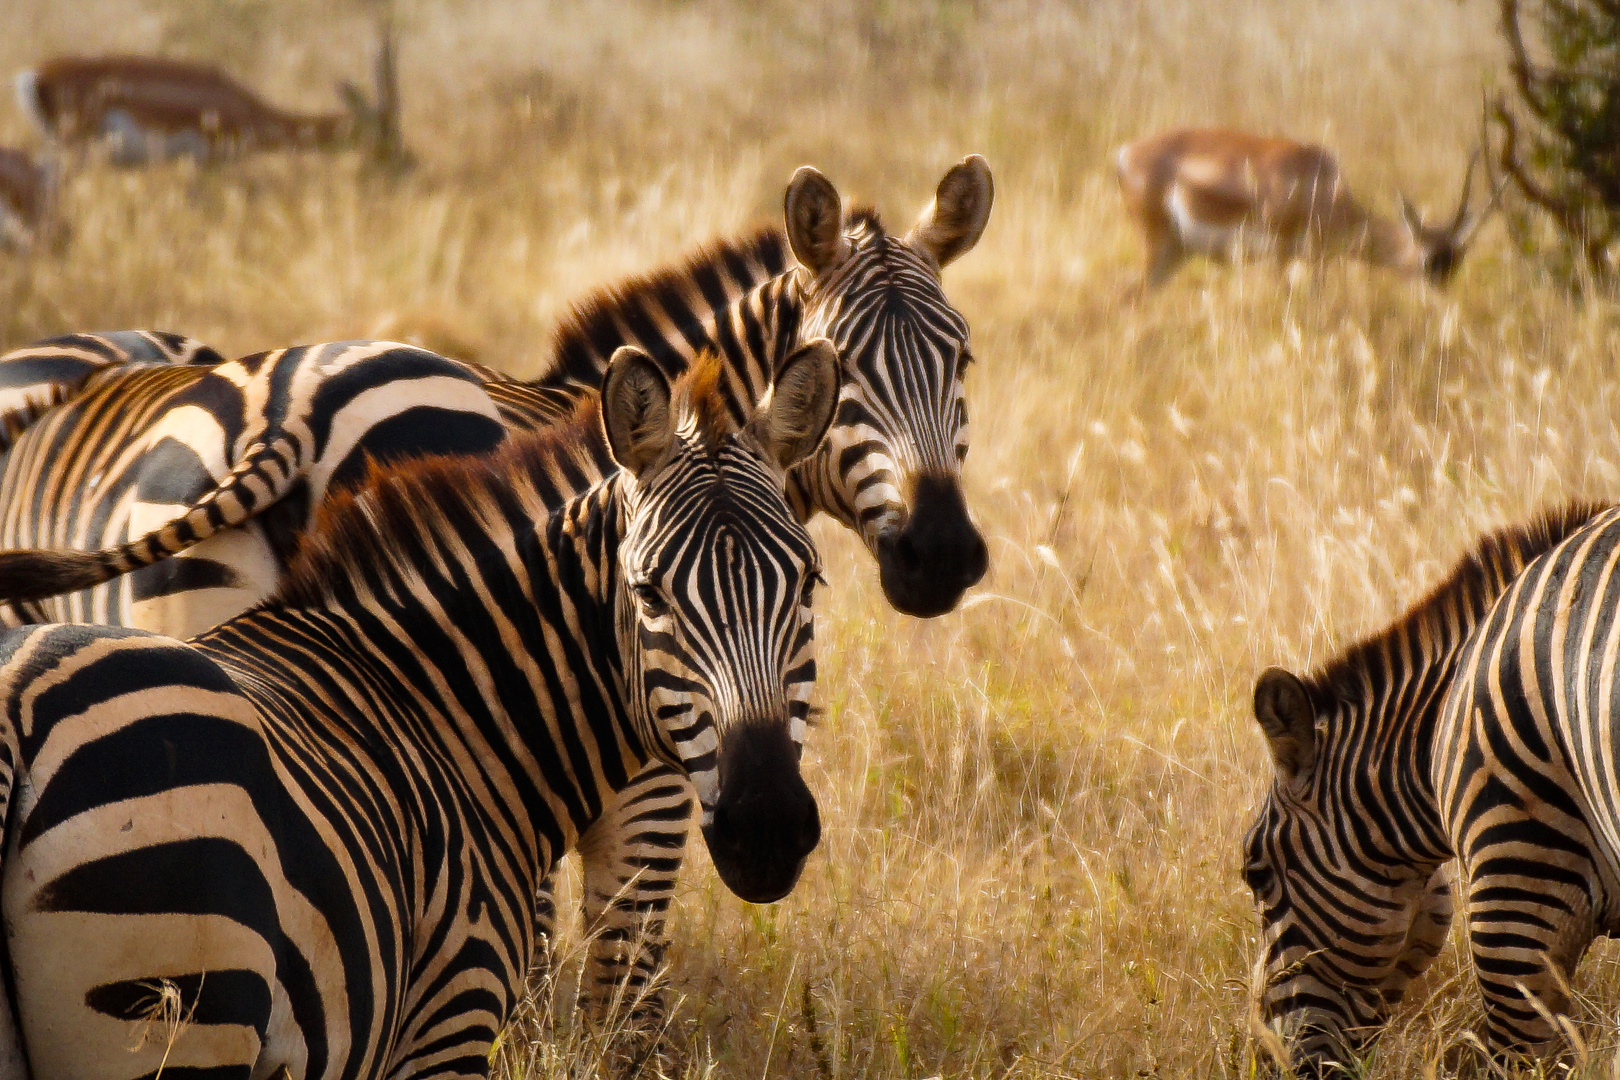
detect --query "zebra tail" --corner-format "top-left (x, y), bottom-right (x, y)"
top-left (0, 436), bottom-right (300, 605)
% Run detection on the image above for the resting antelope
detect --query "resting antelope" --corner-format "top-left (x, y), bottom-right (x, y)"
top-left (14, 29), bottom-right (406, 168)
top-left (0, 148), bottom-right (53, 248)
top-left (1116, 129), bottom-right (1500, 288)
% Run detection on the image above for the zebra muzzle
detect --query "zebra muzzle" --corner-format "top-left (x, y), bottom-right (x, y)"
top-left (700, 718), bottom-right (821, 904)
top-left (877, 472), bottom-right (987, 618)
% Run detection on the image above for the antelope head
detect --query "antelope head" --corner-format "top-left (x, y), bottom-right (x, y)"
top-left (1395, 150), bottom-right (1504, 285)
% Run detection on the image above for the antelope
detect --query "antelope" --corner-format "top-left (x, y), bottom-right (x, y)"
top-left (14, 28), bottom-right (406, 168)
top-left (1115, 129), bottom-right (1501, 289)
top-left (0, 148), bottom-right (53, 248)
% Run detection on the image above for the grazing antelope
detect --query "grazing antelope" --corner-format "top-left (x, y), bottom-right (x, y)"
top-left (1116, 129), bottom-right (1500, 288)
top-left (0, 147), bottom-right (53, 248)
top-left (14, 28), bottom-right (406, 168)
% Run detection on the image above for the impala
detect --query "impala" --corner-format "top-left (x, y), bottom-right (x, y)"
top-left (14, 27), bottom-right (405, 168)
top-left (0, 148), bottom-right (52, 248)
top-left (1116, 128), bottom-right (1500, 288)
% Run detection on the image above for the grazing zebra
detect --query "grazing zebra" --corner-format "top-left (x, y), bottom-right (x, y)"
top-left (0, 342), bottom-right (836, 1079)
top-left (0, 158), bottom-right (994, 1028)
top-left (1243, 502), bottom-right (1620, 1074)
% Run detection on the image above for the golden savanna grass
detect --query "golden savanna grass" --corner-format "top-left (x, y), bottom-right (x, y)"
top-left (8, 0), bottom-right (1620, 1076)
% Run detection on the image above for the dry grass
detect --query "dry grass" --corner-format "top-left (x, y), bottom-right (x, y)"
top-left (8, 0), bottom-right (1620, 1076)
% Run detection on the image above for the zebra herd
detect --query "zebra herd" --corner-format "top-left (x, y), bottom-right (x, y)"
top-left (0, 159), bottom-right (989, 1077)
top-left (2, 151), bottom-right (1620, 1080)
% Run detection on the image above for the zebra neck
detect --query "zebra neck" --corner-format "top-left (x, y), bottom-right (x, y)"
top-left (1335, 609), bottom-right (1499, 862)
top-left (529, 273), bottom-right (804, 422)
top-left (504, 482), bottom-right (654, 845)
top-left (217, 476), bottom-right (652, 878)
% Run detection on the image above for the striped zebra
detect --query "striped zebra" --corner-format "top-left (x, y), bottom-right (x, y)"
top-left (1244, 502), bottom-right (1620, 1074)
top-left (0, 329), bottom-right (223, 452)
top-left (0, 342), bottom-right (836, 1079)
top-left (0, 158), bottom-right (993, 1025)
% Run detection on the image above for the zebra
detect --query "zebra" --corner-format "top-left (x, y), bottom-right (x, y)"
top-left (1243, 501), bottom-right (1620, 1074)
top-left (0, 341), bottom-right (836, 1079)
top-left (0, 157), bottom-right (994, 1026)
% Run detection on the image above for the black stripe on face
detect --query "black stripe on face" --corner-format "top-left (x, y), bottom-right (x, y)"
top-left (622, 438), bottom-right (819, 755)
top-left (796, 237), bottom-right (982, 621)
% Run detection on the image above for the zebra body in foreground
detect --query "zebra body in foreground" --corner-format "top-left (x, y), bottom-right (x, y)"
top-left (0, 157), bottom-right (994, 1026)
top-left (0, 343), bottom-right (835, 1079)
top-left (1244, 502), bottom-right (1620, 1073)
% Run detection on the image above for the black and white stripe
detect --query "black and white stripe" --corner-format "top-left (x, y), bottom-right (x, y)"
top-left (1244, 503), bottom-right (1620, 1073)
top-left (0, 344), bottom-right (833, 1079)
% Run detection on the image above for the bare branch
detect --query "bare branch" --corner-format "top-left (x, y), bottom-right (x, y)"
top-left (1501, 0), bottom-right (1555, 120)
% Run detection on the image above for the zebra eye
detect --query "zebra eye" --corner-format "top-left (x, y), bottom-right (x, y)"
top-left (801, 570), bottom-right (826, 606)
top-left (633, 583), bottom-right (670, 618)
top-left (1244, 860), bottom-right (1276, 893)
top-left (955, 348), bottom-right (974, 379)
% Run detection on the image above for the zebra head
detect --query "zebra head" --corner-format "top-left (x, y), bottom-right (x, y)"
top-left (783, 157), bottom-right (993, 618)
top-left (1242, 668), bottom-right (1456, 1076)
top-left (602, 341), bottom-right (838, 904)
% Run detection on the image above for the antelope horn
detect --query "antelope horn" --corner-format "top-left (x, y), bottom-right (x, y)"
top-left (372, 11), bottom-right (407, 168)
top-left (1454, 99), bottom-right (1509, 248)
top-left (1397, 190), bottom-right (1423, 235)
top-left (1450, 149), bottom-right (1479, 234)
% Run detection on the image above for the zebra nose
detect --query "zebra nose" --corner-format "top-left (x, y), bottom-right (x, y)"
top-left (701, 720), bottom-right (820, 904)
top-left (877, 473), bottom-right (987, 617)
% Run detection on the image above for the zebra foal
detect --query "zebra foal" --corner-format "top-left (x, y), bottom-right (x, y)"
top-left (1244, 502), bottom-right (1620, 1073)
top-left (0, 343), bottom-right (836, 1079)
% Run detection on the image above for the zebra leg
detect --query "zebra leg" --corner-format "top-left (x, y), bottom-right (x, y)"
top-left (575, 763), bottom-right (695, 1034)
top-left (1464, 847), bottom-right (1600, 1061)
top-left (531, 865), bottom-right (559, 980)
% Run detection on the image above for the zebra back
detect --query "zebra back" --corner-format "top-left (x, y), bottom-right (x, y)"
top-left (0, 330), bottom-right (221, 452)
top-left (0, 340), bottom-right (507, 632)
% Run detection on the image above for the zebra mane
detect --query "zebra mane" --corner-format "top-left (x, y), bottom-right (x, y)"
top-left (676, 350), bottom-right (734, 452)
top-left (277, 359), bottom-right (742, 609)
top-left (1308, 501), bottom-right (1612, 705)
top-left (540, 206), bottom-right (889, 389)
top-left (543, 225), bottom-right (790, 386)
top-left (277, 395), bottom-right (607, 608)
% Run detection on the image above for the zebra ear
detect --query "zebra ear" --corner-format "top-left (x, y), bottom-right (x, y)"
top-left (602, 346), bottom-right (675, 478)
top-left (1254, 667), bottom-right (1317, 785)
top-left (907, 154), bottom-right (993, 270)
top-left (750, 338), bottom-right (839, 470)
top-left (784, 167), bottom-right (850, 277)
